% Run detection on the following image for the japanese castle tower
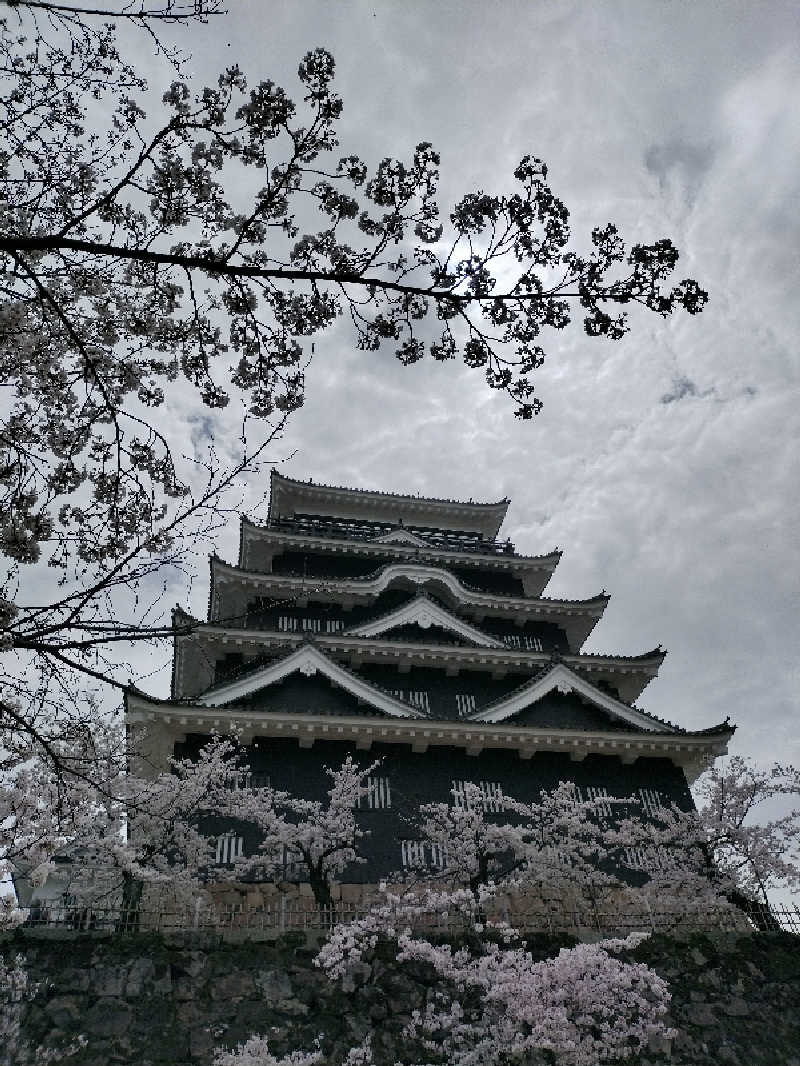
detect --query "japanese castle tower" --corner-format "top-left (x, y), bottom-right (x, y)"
top-left (127, 472), bottom-right (734, 883)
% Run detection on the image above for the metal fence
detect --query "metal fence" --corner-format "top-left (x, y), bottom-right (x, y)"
top-left (20, 898), bottom-right (800, 937)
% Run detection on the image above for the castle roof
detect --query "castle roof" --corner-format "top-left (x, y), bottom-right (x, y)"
top-left (342, 592), bottom-right (506, 648)
top-left (128, 643), bottom-right (734, 783)
top-left (267, 470), bottom-right (511, 539)
top-left (208, 556), bottom-right (608, 651)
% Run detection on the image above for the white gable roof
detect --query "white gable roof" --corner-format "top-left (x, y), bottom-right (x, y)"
top-left (371, 528), bottom-right (431, 548)
top-left (345, 595), bottom-right (505, 648)
top-left (471, 662), bottom-right (676, 733)
top-left (200, 643), bottom-right (422, 718)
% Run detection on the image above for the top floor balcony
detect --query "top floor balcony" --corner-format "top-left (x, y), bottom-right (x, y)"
top-left (265, 515), bottom-right (516, 557)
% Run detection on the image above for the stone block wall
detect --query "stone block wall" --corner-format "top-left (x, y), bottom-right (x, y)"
top-left (4, 928), bottom-right (800, 1066)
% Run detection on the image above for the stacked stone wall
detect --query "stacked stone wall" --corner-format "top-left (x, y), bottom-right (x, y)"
top-left (4, 928), bottom-right (800, 1066)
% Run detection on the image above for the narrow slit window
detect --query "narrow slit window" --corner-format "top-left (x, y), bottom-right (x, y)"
top-left (215, 833), bottom-right (244, 866)
top-left (400, 840), bottom-right (448, 870)
top-left (587, 787), bottom-right (613, 819)
top-left (392, 690), bottom-right (430, 713)
top-left (452, 780), bottom-right (506, 813)
top-left (455, 693), bottom-right (477, 716)
top-left (639, 788), bottom-right (664, 817)
top-left (356, 776), bottom-right (392, 809)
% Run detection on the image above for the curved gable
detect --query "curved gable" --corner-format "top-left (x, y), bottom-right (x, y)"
top-left (470, 662), bottom-right (678, 733)
top-left (201, 643), bottom-right (423, 719)
top-left (371, 528), bottom-right (430, 548)
top-left (344, 595), bottom-right (504, 648)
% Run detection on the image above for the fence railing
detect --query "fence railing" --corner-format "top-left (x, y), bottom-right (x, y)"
top-left (20, 899), bottom-right (800, 937)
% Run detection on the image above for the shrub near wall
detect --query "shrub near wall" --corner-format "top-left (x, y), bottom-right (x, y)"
top-left (4, 929), bottom-right (800, 1066)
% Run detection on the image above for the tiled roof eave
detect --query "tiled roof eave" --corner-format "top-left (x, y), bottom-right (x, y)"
top-left (209, 557), bottom-right (608, 615)
top-left (239, 517), bottom-right (561, 571)
top-left (125, 694), bottom-right (734, 773)
top-left (268, 472), bottom-right (510, 540)
top-left (470, 662), bottom-right (684, 734)
top-left (177, 625), bottom-right (666, 676)
top-left (268, 470), bottom-right (510, 514)
top-left (197, 640), bottom-right (427, 719)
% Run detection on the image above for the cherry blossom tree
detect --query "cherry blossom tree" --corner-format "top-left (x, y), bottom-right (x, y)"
top-left (2, 727), bottom-right (242, 928)
top-left (408, 779), bottom-right (626, 904)
top-left (0, 0), bottom-right (709, 789)
top-left (311, 891), bottom-right (675, 1066)
top-left (611, 756), bottom-right (800, 930)
top-left (4, 741), bottom-right (382, 928)
top-left (211, 888), bottom-right (675, 1065)
top-left (227, 755), bottom-right (381, 915)
top-left (214, 1041), bottom-right (322, 1066)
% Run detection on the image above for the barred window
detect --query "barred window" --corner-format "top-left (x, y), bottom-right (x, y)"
top-left (563, 783), bottom-right (584, 805)
top-left (587, 787), bottom-right (613, 819)
top-left (452, 779), bottom-right (506, 813)
top-left (400, 840), bottom-right (448, 870)
top-left (225, 771), bottom-right (270, 791)
top-left (503, 634), bottom-right (543, 651)
top-left (392, 689), bottom-right (430, 713)
top-left (356, 776), bottom-right (392, 810)
top-left (215, 833), bottom-right (244, 866)
top-left (639, 788), bottom-right (664, 817)
top-left (455, 693), bottom-right (476, 716)
top-left (624, 846), bottom-right (667, 872)
top-left (278, 615), bottom-right (338, 635)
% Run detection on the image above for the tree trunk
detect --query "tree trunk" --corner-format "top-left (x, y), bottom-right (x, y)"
top-left (117, 873), bottom-right (143, 932)
top-left (309, 864), bottom-right (335, 924)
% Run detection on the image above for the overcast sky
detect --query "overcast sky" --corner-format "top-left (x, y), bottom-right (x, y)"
top-left (112, 0), bottom-right (800, 768)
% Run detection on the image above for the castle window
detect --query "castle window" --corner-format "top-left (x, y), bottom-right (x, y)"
top-left (587, 787), bottom-right (613, 819)
top-left (563, 784), bottom-right (584, 805)
top-left (392, 689), bottom-right (430, 713)
top-left (225, 771), bottom-right (270, 790)
top-left (356, 776), bottom-right (392, 810)
top-left (325, 619), bottom-right (344, 633)
top-left (502, 635), bottom-right (543, 651)
top-left (452, 780), bottom-right (506, 813)
top-left (624, 846), bottom-right (667, 872)
top-left (277, 616), bottom-right (298, 631)
top-left (215, 833), bottom-right (244, 866)
top-left (400, 840), bottom-right (448, 870)
top-left (639, 788), bottom-right (664, 817)
top-left (455, 693), bottom-right (477, 716)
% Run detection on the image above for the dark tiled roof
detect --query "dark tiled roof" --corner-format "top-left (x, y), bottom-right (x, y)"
top-left (570, 646), bottom-right (667, 663)
top-left (342, 591), bottom-right (497, 647)
top-left (474, 662), bottom-right (686, 734)
top-left (241, 514), bottom-right (561, 565)
top-left (201, 640), bottom-right (430, 719)
top-left (210, 555), bottom-right (608, 609)
top-left (270, 470), bottom-right (509, 510)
